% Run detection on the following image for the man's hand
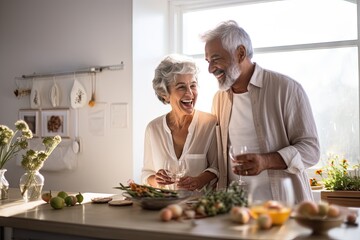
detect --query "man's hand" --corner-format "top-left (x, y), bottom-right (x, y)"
top-left (232, 152), bottom-right (286, 176)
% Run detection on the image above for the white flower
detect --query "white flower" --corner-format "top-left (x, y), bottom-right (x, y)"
top-left (21, 135), bottom-right (61, 171)
top-left (0, 121), bottom-right (33, 169)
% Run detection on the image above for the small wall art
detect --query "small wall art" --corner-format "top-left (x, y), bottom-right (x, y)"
top-left (41, 109), bottom-right (70, 138)
top-left (19, 109), bottom-right (40, 137)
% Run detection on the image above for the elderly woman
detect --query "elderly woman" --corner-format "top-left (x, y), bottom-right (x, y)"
top-left (141, 54), bottom-right (219, 191)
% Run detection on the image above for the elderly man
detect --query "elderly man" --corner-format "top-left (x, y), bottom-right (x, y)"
top-left (201, 20), bottom-right (320, 203)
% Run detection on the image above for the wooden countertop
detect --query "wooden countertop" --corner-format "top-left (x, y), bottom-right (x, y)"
top-left (0, 189), bottom-right (359, 240)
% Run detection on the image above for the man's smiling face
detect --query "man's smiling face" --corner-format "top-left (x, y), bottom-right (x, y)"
top-left (205, 38), bottom-right (240, 91)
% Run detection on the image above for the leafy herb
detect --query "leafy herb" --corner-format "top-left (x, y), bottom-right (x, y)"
top-left (193, 182), bottom-right (248, 217)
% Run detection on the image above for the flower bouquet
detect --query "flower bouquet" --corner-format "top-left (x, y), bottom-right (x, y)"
top-left (20, 135), bottom-right (61, 201)
top-left (0, 120), bottom-right (32, 169)
top-left (0, 120), bottom-right (32, 199)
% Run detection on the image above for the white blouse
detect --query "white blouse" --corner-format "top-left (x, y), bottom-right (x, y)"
top-left (141, 110), bottom-right (219, 186)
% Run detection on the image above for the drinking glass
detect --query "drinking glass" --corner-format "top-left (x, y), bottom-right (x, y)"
top-left (229, 145), bottom-right (247, 186)
top-left (164, 158), bottom-right (187, 189)
top-left (248, 177), bottom-right (295, 225)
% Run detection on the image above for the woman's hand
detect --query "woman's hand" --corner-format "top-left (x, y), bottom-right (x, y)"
top-left (154, 169), bottom-right (174, 185)
top-left (177, 176), bottom-right (202, 191)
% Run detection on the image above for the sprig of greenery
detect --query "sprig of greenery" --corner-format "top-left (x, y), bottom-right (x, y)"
top-left (193, 182), bottom-right (248, 216)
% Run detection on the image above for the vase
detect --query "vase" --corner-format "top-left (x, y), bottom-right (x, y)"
top-left (19, 170), bottom-right (44, 202)
top-left (0, 169), bottom-right (9, 200)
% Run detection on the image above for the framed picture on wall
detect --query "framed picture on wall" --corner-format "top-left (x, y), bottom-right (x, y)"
top-left (41, 109), bottom-right (70, 138)
top-left (18, 109), bottom-right (40, 137)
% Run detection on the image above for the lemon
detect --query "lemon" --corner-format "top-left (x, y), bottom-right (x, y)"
top-left (50, 196), bottom-right (65, 210)
top-left (57, 191), bottom-right (68, 199)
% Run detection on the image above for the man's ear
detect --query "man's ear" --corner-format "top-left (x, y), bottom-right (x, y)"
top-left (236, 45), bottom-right (246, 63)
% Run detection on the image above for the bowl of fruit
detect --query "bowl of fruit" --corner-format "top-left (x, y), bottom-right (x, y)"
top-left (293, 201), bottom-right (345, 234)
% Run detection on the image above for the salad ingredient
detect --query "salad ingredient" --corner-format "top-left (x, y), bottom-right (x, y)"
top-left (230, 206), bottom-right (250, 224)
top-left (41, 191), bottom-right (52, 203)
top-left (160, 208), bottom-right (173, 222)
top-left (193, 182), bottom-right (247, 217)
top-left (317, 201), bottom-right (329, 217)
top-left (65, 196), bottom-right (77, 206)
top-left (257, 213), bottom-right (272, 229)
top-left (115, 182), bottom-right (178, 198)
top-left (296, 201), bottom-right (319, 217)
top-left (346, 212), bottom-right (357, 224)
top-left (50, 196), bottom-right (65, 210)
top-left (76, 192), bottom-right (84, 204)
top-left (167, 204), bottom-right (183, 219)
top-left (57, 191), bottom-right (68, 199)
top-left (327, 205), bottom-right (340, 218)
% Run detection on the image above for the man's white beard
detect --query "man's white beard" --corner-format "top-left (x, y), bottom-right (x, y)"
top-left (219, 62), bottom-right (241, 91)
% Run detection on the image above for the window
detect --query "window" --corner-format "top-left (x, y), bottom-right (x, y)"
top-left (170, 0), bottom-right (359, 166)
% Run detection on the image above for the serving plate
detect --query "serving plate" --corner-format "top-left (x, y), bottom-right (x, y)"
top-left (123, 190), bottom-right (192, 210)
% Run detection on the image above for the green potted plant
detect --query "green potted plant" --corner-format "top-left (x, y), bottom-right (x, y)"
top-left (315, 154), bottom-right (360, 207)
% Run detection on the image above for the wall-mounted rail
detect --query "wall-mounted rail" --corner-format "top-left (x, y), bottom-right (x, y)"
top-left (21, 62), bottom-right (124, 79)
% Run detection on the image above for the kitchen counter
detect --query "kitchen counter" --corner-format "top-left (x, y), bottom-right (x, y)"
top-left (0, 189), bottom-right (359, 240)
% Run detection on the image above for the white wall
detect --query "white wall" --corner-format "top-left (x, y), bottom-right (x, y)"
top-left (132, 0), bottom-right (171, 182)
top-left (0, 0), bottom-right (134, 194)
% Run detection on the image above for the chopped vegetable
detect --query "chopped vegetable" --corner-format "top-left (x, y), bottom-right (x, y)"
top-left (115, 182), bottom-right (179, 198)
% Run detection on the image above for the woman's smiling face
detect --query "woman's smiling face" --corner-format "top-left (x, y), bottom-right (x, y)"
top-left (166, 74), bottom-right (198, 117)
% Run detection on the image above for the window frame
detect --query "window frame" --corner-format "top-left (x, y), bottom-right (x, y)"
top-left (169, 0), bottom-right (360, 167)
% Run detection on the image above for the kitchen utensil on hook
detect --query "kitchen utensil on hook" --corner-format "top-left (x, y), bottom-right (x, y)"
top-left (14, 77), bottom-right (31, 98)
top-left (88, 72), bottom-right (96, 107)
top-left (49, 77), bottom-right (60, 107)
top-left (70, 74), bottom-right (87, 109)
top-left (30, 78), bottom-right (41, 108)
